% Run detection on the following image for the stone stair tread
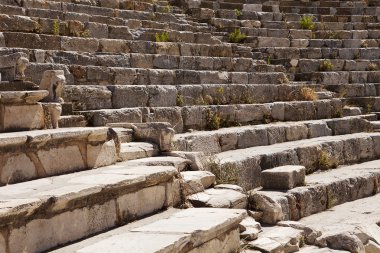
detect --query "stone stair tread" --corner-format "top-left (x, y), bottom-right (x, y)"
top-left (0, 159), bottom-right (181, 252)
top-left (50, 208), bottom-right (247, 253)
top-left (250, 159), bottom-right (380, 224)
top-left (181, 170), bottom-right (216, 196)
top-left (217, 132), bottom-right (380, 162)
top-left (306, 159), bottom-right (380, 184)
top-left (120, 142), bottom-right (159, 161)
top-left (188, 188), bottom-right (248, 208)
top-left (299, 193), bottom-right (380, 252)
top-left (298, 246), bottom-right (350, 252)
top-left (123, 156), bottom-right (191, 171)
top-left (174, 116), bottom-right (370, 153)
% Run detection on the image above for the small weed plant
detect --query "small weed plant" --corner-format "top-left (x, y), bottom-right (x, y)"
top-left (229, 28), bottom-right (247, 43)
top-left (235, 9), bottom-right (242, 18)
top-left (299, 15), bottom-right (315, 30)
top-left (52, 19), bottom-right (60, 35)
top-left (155, 31), bottom-right (170, 42)
top-left (320, 59), bottom-right (333, 71)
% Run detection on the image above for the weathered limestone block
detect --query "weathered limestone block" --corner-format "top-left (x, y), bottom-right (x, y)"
top-left (0, 153), bottom-right (37, 184)
top-left (248, 191), bottom-right (284, 224)
top-left (42, 103), bottom-right (62, 129)
top-left (39, 70), bottom-right (66, 103)
top-left (181, 170), bottom-right (215, 195)
top-left (188, 188), bottom-right (247, 209)
top-left (0, 104), bottom-right (45, 131)
top-left (130, 122), bottom-right (175, 152)
top-left (87, 140), bottom-right (117, 168)
top-left (37, 145), bottom-right (86, 176)
top-left (108, 85), bottom-right (148, 108)
top-left (64, 85), bottom-right (112, 110)
top-left (261, 165), bottom-right (306, 190)
top-left (0, 52), bottom-right (29, 81)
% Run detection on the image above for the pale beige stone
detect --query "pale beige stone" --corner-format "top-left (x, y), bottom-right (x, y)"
top-left (43, 103), bottom-right (62, 129)
top-left (76, 232), bottom-right (190, 253)
top-left (132, 208), bottom-right (247, 247)
top-left (15, 56), bottom-right (29, 81)
top-left (8, 200), bottom-right (117, 253)
top-left (0, 232), bottom-right (6, 253)
top-left (1, 153), bottom-right (37, 184)
top-left (117, 184), bottom-right (167, 220)
top-left (87, 140), bottom-right (117, 168)
top-left (0, 104), bottom-right (45, 131)
top-left (189, 228), bottom-right (240, 253)
top-left (39, 70), bottom-right (66, 103)
top-left (37, 145), bottom-right (85, 175)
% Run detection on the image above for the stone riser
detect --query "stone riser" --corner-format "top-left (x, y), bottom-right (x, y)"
top-left (64, 83), bottom-right (322, 111)
top-left (0, 127), bottom-right (117, 185)
top-left (173, 116), bottom-right (374, 154)
top-left (215, 9), bottom-right (380, 23)
top-left (40, 53), bottom-right (268, 73)
top-left (295, 71), bottom-right (380, 84)
top-left (1, 5), bottom-right (207, 33)
top-left (216, 133), bottom-right (380, 189)
top-left (0, 165), bottom-right (180, 253)
top-left (254, 47), bottom-right (380, 61)
top-left (49, 208), bottom-right (246, 253)
top-left (250, 160), bottom-right (380, 224)
top-left (0, 40), bottom-right (251, 60)
top-left (0, 12), bottom-right (206, 38)
top-left (326, 83), bottom-right (380, 98)
top-left (297, 59), bottom-right (380, 73)
top-left (79, 99), bottom-right (344, 133)
top-left (279, 6), bottom-right (377, 16)
top-left (23, 63), bottom-right (288, 87)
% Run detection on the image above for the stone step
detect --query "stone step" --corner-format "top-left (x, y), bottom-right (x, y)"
top-left (279, 6), bottom-right (376, 16)
top-left (25, 63), bottom-right (288, 86)
top-left (173, 115), bottom-right (374, 154)
top-left (1, 32), bottom-right (252, 58)
top-left (0, 12), bottom-right (206, 37)
top-left (26, 50), bottom-right (266, 72)
top-left (215, 132), bottom-right (380, 189)
top-left (0, 39), bottom-right (252, 59)
top-left (249, 159), bottom-right (380, 224)
top-left (58, 115), bottom-right (87, 128)
top-left (64, 83), bottom-right (323, 111)
top-left (78, 99), bottom-right (345, 133)
top-left (188, 186), bottom-right (248, 208)
top-left (297, 59), bottom-right (380, 73)
top-left (343, 96), bottom-right (380, 112)
top-left (299, 193), bottom-right (380, 252)
top-left (213, 9), bottom-right (380, 23)
top-left (0, 127), bottom-right (118, 185)
top-left (49, 208), bottom-right (247, 253)
top-left (0, 160), bottom-right (186, 252)
top-left (180, 170), bottom-right (216, 195)
top-left (295, 71), bottom-right (380, 84)
top-left (253, 47), bottom-right (380, 60)
top-left (119, 142), bottom-right (159, 161)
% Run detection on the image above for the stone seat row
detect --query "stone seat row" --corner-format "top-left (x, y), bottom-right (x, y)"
top-left (25, 63), bottom-right (288, 86)
top-left (78, 99), bottom-right (346, 132)
top-left (215, 132), bottom-right (380, 188)
top-left (205, 7), bottom-right (379, 23)
top-left (0, 39), bottom-right (252, 58)
top-left (0, 47), bottom-right (264, 72)
top-left (254, 47), bottom-right (380, 60)
top-left (211, 17), bottom-right (380, 31)
top-left (0, 32), bottom-right (253, 57)
top-left (5, 0), bottom-right (176, 18)
top-left (64, 82), bottom-right (325, 110)
top-left (172, 115), bottom-right (374, 154)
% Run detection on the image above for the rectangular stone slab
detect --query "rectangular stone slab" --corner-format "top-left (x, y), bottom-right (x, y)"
top-left (261, 165), bottom-right (306, 190)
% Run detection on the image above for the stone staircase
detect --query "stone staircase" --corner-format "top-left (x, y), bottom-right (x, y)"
top-left (0, 0), bottom-right (380, 252)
